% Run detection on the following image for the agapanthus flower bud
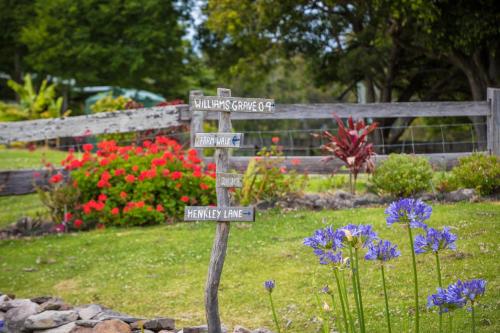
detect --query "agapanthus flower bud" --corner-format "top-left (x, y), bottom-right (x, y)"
top-left (264, 280), bottom-right (275, 293)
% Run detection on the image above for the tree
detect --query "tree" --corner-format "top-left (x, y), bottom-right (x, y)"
top-left (199, 0), bottom-right (499, 148)
top-left (0, 0), bottom-right (34, 84)
top-left (21, 0), bottom-right (192, 98)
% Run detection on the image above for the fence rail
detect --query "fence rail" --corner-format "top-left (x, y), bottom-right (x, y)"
top-left (0, 87), bottom-right (499, 196)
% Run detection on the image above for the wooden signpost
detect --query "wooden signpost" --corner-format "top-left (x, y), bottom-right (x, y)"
top-left (185, 88), bottom-right (275, 333)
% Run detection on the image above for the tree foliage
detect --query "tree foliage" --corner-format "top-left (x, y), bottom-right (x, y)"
top-left (20, 0), bottom-right (192, 97)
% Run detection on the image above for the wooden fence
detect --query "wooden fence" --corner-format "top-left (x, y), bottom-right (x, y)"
top-left (1, 88), bottom-right (499, 196)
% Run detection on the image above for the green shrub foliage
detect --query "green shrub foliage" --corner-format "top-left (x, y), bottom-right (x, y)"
top-left (372, 154), bottom-right (433, 197)
top-left (451, 153), bottom-right (500, 195)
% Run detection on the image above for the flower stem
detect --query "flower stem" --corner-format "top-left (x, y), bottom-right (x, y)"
top-left (471, 302), bottom-right (475, 333)
top-left (354, 248), bottom-right (366, 332)
top-left (341, 270), bottom-right (356, 333)
top-left (407, 226), bottom-right (420, 333)
top-left (435, 252), bottom-right (443, 333)
top-left (448, 313), bottom-right (453, 333)
top-left (334, 269), bottom-right (350, 333)
top-left (380, 264), bottom-right (392, 333)
top-left (268, 292), bottom-right (281, 333)
top-left (348, 245), bottom-right (363, 332)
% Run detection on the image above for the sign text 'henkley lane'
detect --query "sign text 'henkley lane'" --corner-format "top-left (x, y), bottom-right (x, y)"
top-left (184, 206), bottom-right (255, 222)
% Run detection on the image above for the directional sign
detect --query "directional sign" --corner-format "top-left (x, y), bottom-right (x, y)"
top-left (190, 96), bottom-right (275, 113)
top-left (184, 206), bottom-right (255, 222)
top-left (194, 133), bottom-right (243, 148)
top-left (216, 172), bottom-right (243, 188)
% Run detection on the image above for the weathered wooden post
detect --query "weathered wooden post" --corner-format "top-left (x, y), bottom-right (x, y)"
top-left (487, 88), bottom-right (500, 156)
top-left (185, 88), bottom-right (274, 333)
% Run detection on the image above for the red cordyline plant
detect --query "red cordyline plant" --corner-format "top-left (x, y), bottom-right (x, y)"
top-left (321, 115), bottom-right (378, 194)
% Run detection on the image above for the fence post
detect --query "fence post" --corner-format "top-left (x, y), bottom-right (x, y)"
top-left (486, 88), bottom-right (500, 155)
top-left (189, 90), bottom-right (205, 156)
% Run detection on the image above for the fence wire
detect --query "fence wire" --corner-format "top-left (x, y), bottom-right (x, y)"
top-left (4, 121), bottom-right (487, 157)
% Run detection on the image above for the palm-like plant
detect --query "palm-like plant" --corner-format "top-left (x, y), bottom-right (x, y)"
top-left (6, 74), bottom-right (69, 120)
top-left (321, 115), bottom-right (378, 194)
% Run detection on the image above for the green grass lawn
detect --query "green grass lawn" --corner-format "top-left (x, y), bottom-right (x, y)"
top-left (0, 147), bottom-right (70, 170)
top-left (0, 202), bottom-right (498, 332)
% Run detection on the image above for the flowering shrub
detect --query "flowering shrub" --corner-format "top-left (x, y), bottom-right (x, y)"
top-left (58, 136), bottom-right (216, 228)
top-left (236, 137), bottom-right (307, 205)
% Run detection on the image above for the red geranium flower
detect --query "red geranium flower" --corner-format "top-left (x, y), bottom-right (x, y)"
top-left (132, 165), bottom-right (139, 172)
top-left (180, 196), bottom-right (189, 203)
top-left (200, 183), bottom-right (209, 190)
top-left (73, 219), bottom-right (83, 228)
top-left (82, 143), bottom-right (93, 152)
top-left (111, 207), bottom-right (120, 215)
top-left (156, 204), bottom-right (164, 212)
top-left (98, 193), bottom-right (107, 202)
top-left (50, 174), bottom-right (63, 184)
top-left (64, 212), bottom-right (73, 221)
top-left (170, 171), bottom-right (182, 180)
top-left (125, 174), bottom-right (135, 183)
top-left (120, 191), bottom-right (128, 199)
top-left (272, 137), bottom-right (280, 144)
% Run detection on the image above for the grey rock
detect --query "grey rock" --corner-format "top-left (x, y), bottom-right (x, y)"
top-left (233, 326), bottom-right (252, 333)
top-left (0, 298), bottom-right (33, 312)
top-left (77, 304), bottom-right (102, 320)
top-left (33, 322), bottom-right (77, 333)
top-left (40, 298), bottom-right (71, 311)
top-left (181, 325), bottom-right (227, 333)
top-left (353, 193), bottom-right (383, 207)
top-left (70, 326), bottom-right (94, 333)
top-left (31, 296), bottom-right (53, 304)
top-left (444, 188), bottom-right (477, 202)
top-left (94, 319), bottom-right (131, 333)
top-left (251, 329), bottom-right (274, 333)
top-left (132, 330), bottom-right (154, 333)
top-left (143, 318), bottom-right (175, 331)
top-left (25, 310), bottom-right (78, 329)
top-left (419, 192), bottom-right (437, 202)
top-left (5, 300), bottom-right (40, 332)
top-left (75, 320), bottom-right (100, 327)
top-left (93, 313), bottom-right (144, 323)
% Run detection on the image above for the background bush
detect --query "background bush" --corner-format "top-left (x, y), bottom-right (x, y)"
top-left (372, 154), bottom-right (433, 197)
top-left (451, 153), bottom-right (500, 195)
top-left (54, 136), bottom-right (216, 228)
top-left (236, 139), bottom-right (307, 205)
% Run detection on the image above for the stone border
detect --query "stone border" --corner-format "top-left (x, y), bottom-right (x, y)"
top-left (0, 294), bottom-right (273, 333)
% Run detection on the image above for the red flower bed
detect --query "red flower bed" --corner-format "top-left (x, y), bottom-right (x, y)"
top-left (60, 136), bottom-right (216, 228)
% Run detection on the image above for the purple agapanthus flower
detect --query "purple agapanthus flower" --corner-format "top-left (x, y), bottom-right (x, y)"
top-left (428, 287), bottom-right (465, 313)
top-left (365, 240), bottom-right (401, 262)
top-left (415, 227), bottom-right (457, 254)
top-left (304, 226), bottom-right (349, 267)
top-left (385, 198), bottom-right (432, 228)
top-left (264, 280), bottom-right (275, 293)
top-left (458, 279), bottom-right (487, 303)
top-left (428, 279), bottom-right (487, 313)
top-left (303, 226), bottom-right (343, 251)
top-left (339, 224), bottom-right (378, 248)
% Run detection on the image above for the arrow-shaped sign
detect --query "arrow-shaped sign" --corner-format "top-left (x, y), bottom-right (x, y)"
top-left (194, 133), bottom-right (244, 148)
top-left (190, 96), bottom-right (275, 113)
top-left (184, 206), bottom-right (255, 222)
